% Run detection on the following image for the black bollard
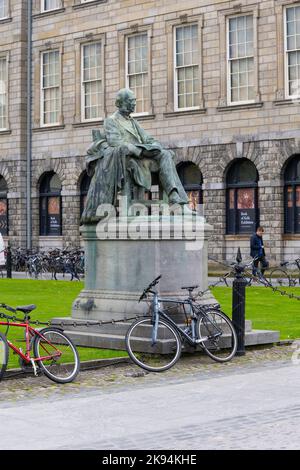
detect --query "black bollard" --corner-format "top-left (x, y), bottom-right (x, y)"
top-left (232, 247), bottom-right (247, 356)
top-left (6, 242), bottom-right (12, 279)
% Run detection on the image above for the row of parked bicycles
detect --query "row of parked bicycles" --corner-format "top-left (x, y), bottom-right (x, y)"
top-left (220, 257), bottom-right (300, 287)
top-left (8, 248), bottom-right (85, 281)
top-left (267, 258), bottom-right (300, 287)
top-left (0, 275), bottom-right (237, 383)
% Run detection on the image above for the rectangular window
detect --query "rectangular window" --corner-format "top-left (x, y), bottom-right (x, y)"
top-left (41, 50), bottom-right (60, 126)
top-left (126, 33), bottom-right (149, 114)
top-left (228, 15), bottom-right (255, 104)
top-left (0, 56), bottom-right (8, 130)
top-left (41, 0), bottom-right (61, 12)
top-left (81, 42), bottom-right (103, 121)
top-left (174, 24), bottom-right (199, 110)
top-left (0, 0), bottom-right (8, 19)
top-left (285, 5), bottom-right (300, 98)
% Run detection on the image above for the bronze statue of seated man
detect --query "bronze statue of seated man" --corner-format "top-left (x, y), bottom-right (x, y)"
top-left (81, 88), bottom-right (190, 223)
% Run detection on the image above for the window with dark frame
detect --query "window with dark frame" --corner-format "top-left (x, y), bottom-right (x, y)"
top-left (80, 171), bottom-right (91, 217)
top-left (174, 24), bottom-right (200, 110)
top-left (126, 33), bottom-right (149, 115)
top-left (284, 155), bottom-right (300, 234)
top-left (41, 0), bottom-right (61, 12)
top-left (177, 162), bottom-right (203, 211)
top-left (227, 14), bottom-right (255, 104)
top-left (226, 159), bottom-right (259, 235)
top-left (39, 172), bottom-right (62, 236)
top-left (0, 0), bottom-right (9, 19)
top-left (0, 175), bottom-right (8, 236)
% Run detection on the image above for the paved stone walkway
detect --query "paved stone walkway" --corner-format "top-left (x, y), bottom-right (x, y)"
top-left (0, 343), bottom-right (295, 402)
top-left (1, 343), bottom-right (299, 450)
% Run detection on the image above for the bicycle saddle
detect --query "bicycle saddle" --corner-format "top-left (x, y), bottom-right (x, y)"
top-left (280, 261), bottom-right (289, 266)
top-left (16, 304), bottom-right (37, 313)
top-left (181, 285), bottom-right (199, 291)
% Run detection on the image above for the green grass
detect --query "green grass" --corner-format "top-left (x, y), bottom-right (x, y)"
top-left (211, 286), bottom-right (300, 340)
top-left (1, 280), bottom-right (299, 370)
top-left (0, 279), bottom-right (127, 369)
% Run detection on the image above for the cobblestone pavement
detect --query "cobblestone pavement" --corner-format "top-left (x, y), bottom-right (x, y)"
top-left (0, 343), bottom-right (299, 450)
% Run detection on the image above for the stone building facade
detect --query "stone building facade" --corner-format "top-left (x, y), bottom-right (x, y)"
top-left (1, 0), bottom-right (300, 264)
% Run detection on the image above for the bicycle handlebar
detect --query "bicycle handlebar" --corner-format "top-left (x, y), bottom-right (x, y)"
top-left (138, 275), bottom-right (162, 302)
top-left (0, 303), bottom-right (16, 313)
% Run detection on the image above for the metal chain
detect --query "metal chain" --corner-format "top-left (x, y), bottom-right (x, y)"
top-left (0, 273), bottom-right (231, 330)
top-left (196, 272), bottom-right (232, 299)
top-left (1, 262), bottom-right (297, 333)
top-left (0, 311), bottom-right (147, 329)
top-left (243, 269), bottom-right (300, 301)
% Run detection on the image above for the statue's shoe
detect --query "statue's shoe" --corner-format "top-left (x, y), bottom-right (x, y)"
top-left (168, 190), bottom-right (183, 204)
top-left (181, 204), bottom-right (197, 215)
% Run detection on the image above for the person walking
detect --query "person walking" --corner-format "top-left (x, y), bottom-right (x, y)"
top-left (250, 226), bottom-right (269, 277)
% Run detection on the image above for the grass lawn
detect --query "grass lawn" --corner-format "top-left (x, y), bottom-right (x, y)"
top-left (212, 286), bottom-right (300, 340)
top-left (1, 279), bottom-right (299, 369)
top-left (0, 279), bottom-right (127, 369)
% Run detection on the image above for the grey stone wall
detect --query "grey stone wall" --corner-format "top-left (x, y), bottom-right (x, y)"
top-left (0, 0), bottom-right (299, 263)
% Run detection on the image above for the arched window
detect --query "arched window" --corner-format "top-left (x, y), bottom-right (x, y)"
top-left (80, 172), bottom-right (91, 217)
top-left (177, 162), bottom-right (203, 211)
top-left (284, 155), bottom-right (300, 233)
top-left (226, 159), bottom-right (259, 234)
top-left (39, 172), bottom-right (62, 236)
top-left (0, 176), bottom-right (8, 236)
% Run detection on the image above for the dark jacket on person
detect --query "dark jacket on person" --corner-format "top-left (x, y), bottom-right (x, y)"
top-left (250, 233), bottom-right (265, 258)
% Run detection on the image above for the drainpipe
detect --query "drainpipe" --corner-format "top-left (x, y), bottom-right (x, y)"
top-left (26, 0), bottom-right (32, 250)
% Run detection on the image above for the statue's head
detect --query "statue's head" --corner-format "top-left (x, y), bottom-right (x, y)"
top-left (115, 88), bottom-right (136, 115)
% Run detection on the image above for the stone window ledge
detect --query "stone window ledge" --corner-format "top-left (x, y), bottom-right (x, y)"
top-left (0, 17), bottom-right (12, 25)
top-left (39, 236), bottom-right (63, 239)
top-left (0, 129), bottom-right (11, 136)
top-left (217, 102), bottom-right (263, 112)
top-left (164, 108), bottom-right (206, 119)
top-left (72, 120), bottom-right (104, 128)
top-left (33, 8), bottom-right (66, 20)
top-left (282, 234), bottom-right (300, 240)
top-left (273, 99), bottom-right (297, 106)
top-left (134, 114), bottom-right (156, 122)
top-left (225, 235), bottom-right (251, 241)
top-left (33, 125), bottom-right (65, 133)
top-left (73, 0), bottom-right (108, 11)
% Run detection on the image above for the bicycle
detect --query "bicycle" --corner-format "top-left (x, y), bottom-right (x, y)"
top-left (125, 275), bottom-right (238, 372)
top-left (0, 303), bottom-right (80, 383)
top-left (269, 258), bottom-right (300, 287)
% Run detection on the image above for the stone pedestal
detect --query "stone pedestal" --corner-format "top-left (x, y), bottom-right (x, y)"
top-left (72, 215), bottom-right (214, 321)
top-left (52, 214), bottom-right (280, 349)
top-left (52, 214), bottom-right (216, 348)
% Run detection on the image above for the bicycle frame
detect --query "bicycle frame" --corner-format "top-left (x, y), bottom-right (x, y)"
top-left (0, 319), bottom-right (62, 364)
top-left (150, 293), bottom-right (220, 347)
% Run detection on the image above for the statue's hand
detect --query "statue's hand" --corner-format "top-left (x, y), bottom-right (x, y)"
top-left (142, 149), bottom-right (161, 158)
top-left (121, 143), bottom-right (143, 157)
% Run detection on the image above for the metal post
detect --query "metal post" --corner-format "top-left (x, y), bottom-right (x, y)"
top-left (6, 241), bottom-right (12, 279)
top-left (232, 247), bottom-right (247, 356)
top-left (26, 1), bottom-right (33, 250)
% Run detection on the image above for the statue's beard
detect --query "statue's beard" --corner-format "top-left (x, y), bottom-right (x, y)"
top-left (119, 105), bottom-right (135, 116)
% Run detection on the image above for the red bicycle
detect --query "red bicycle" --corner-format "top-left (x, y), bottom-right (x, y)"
top-left (0, 303), bottom-right (80, 383)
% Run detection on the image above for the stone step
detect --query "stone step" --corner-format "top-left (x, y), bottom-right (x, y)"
top-left (63, 327), bottom-right (279, 351)
top-left (52, 316), bottom-right (253, 336)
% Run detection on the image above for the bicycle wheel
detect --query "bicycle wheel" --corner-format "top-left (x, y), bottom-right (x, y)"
top-left (125, 317), bottom-right (182, 372)
top-left (33, 328), bottom-right (80, 383)
top-left (269, 268), bottom-right (291, 287)
top-left (0, 332), bottom-right (8, 381)
top-left (197, 309), bottom-right (237, 362)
